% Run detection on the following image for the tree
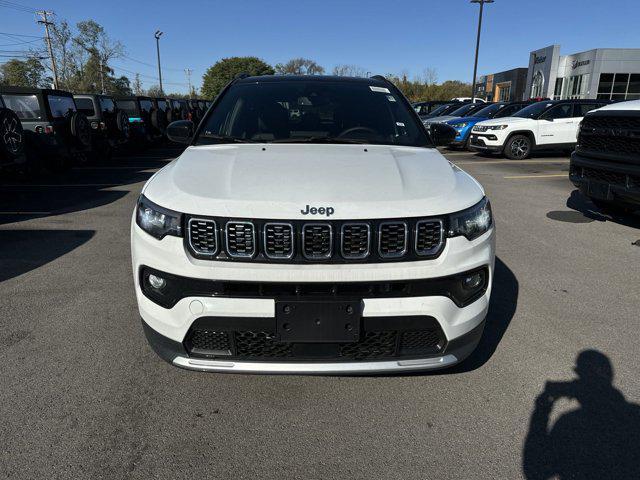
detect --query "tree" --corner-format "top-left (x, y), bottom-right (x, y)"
top-left (146, 84), bottom-right (164, 97)
top-left (332, 64), bottom-right (367, 77)
top-left (201, 57), bottom-right (274, 98)
top-left (275, 58), bottom-right (324, 75)
top-left (0, 58), bottom-right (47, 88)
top-left (109, 75), bottom-right (132, 95)
top-left (132, 73), bottom-right (144, 95)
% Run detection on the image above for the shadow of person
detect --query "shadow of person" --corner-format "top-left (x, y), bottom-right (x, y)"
top-left (523, 350), bottom-right (640, 479)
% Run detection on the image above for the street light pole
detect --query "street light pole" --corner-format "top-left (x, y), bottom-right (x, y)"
top-left (154, 30), bottom-right (164, 95)
top-left (470, 0), bottom-right (493, 102)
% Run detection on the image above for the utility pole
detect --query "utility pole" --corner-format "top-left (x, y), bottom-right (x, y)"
top-left (99, 57), bottom-right (105, 94)
top-left (154, 30), bottom-right (164, 95)
top-left (37, 10), bottom-right (59, 89)
top-left (470, 0), bottom-right (494, 102)
top-left (185, 68), bottom-right (193, 98)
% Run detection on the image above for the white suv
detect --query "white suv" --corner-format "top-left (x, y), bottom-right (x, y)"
top-left (131, 75), bottom-right (495, 374)
top-left (469, 100), bottom-right (609, 159)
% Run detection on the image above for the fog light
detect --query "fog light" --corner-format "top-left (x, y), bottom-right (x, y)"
top-left (148, 274), bottom-right (166, 289)
top-left (463, 272), bottom-right (483, 290)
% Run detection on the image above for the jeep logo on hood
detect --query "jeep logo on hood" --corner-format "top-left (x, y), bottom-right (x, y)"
top-left (301, 205), bottom-right (335, 217)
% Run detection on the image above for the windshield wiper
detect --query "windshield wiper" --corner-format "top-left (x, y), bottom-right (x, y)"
top-left (198, 134), bottom-right (257, 144)
top-left (270, 136), bottom-right (370, 144)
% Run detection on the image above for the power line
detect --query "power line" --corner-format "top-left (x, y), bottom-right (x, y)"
top-left (0, 0), bottom-right (38, 13)
top-left (0, 31), bottom-right (44, 39)
top-left (121, 53), bottom-right (187, 73)
top-left (110, 63), bottom-right (189, 87)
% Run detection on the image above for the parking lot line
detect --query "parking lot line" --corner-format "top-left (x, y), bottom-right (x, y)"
top-left (0, 211), bottom-right (52, 215)
top-left (454, 159), bottom-right (570, 165)
top-left (503, 174), bottom-right (568, 179)
top-left (0, 183), bottom-right (120, 187)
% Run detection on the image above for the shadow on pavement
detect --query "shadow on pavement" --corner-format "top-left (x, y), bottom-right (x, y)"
top-left (0, 229), bottom-right (95, 282)
top-left (522, 350), bottom-right (640, 479)
top-left (0, 146), bottom-right (183, 226)
top-left (555, 190), bottom-right (640, 229)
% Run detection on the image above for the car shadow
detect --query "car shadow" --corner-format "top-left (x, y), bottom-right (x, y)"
top-left (0, 146), bottom-right (183, 227)
top-left (0, 229), bottom-right (95, 282)
top-left (522, 350), bottom-right (640, 479)
top-left (550, 190), bottom-right (640, 229)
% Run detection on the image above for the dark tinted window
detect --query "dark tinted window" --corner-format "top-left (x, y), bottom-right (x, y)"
top-left (100, 97), bottom-right (115, 114)
top-left (116, 100), bottom-right (138, 116)
top-left (197, 81), bottom-right (430, 147)
top-left (48, 95), bottom-right (76, 118)
top-left (493, 103), bottom-right (526, 118)
top-left (1, 94), bottom-right (42, 120)
top-left (425, 104), bottom-right (450, 117)
top-left (75, 97), bottom-right (95, 116)
top-left (471, 103), bottom-right (503, 118)
top-left (157, 100), bottom-right (167, 111)
top-left (140, 100), bottom-right (152, 113)
top-left (543, 104), bottom-right (573, 120)
top-left (574, 103), bottom-right (602, 117)
top-left (448, 104), bottom-right (477, 117)
top-left (514, 102), bottom-right (554, 119)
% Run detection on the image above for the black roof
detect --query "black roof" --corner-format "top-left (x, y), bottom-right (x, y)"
top-left (236, 74), bottom-right (387, 86)
top-left (0, 86), bottom-right (73, 97)
top-left (73, 93), bottom-right (114, 100)
top-left (112, 95), bottom-right (152, 101)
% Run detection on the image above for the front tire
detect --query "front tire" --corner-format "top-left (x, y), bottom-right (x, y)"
top-left (504, 134), bottom-right (532, 160)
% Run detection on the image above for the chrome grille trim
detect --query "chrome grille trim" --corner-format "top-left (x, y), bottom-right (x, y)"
top-left (187, 218), bottom-right (218, 256)
top-left (340, 223), bottom-right (371, 259)
top-left (378, 221), bottom-right (408, 258)
top-left (263, 223), bottom-right (295, 259)
top-left (415, 219), bottom-right (444, 256)
top-left (301, 223), bottom-right (333, 260)
top-left (225, 221), bottom-right (256, 258)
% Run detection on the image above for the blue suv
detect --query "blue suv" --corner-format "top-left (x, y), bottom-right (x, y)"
top-left (446, 101), bottom-right (531, 149)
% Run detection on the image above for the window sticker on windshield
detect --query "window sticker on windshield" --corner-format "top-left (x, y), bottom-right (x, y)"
top-left (370, 86), bottom-right (391, 93)
top-left (387, 95), bottom-right (396, 102)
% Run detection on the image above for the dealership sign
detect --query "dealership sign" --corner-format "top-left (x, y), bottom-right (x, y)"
top-left (534, 55), bottom-right (547, 64)
top-left (572, 59), bottom-right (590, 69)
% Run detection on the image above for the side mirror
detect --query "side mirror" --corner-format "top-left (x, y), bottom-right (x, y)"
top-left (166, 120), bottom-right (194, 144)
top-left (429, 123), bottom-right (457, 147)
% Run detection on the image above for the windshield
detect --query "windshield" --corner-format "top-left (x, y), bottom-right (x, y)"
top-left (513, 102), bottom-right (554, 119)
top-left (493, 103), bottom-right (527, 118)
top-left (196, 81), bottom-right (430, 147)
top-left (471, 103), bottom-right (503, 118)
top-left (424, 104), bottom-right (451, 117)
top-left (448, 104), bottom-right (477, 117)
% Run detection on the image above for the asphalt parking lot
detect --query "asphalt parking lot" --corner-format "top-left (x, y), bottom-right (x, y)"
top-left (1, 146), bottom-right (639, 479)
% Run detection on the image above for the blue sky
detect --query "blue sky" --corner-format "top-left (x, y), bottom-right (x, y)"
top-left (2, 0), bottom-right (639, 93)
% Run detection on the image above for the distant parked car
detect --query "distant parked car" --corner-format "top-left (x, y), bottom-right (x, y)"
top-left (420, 102), bottom-right (466, 121)
top-left (187, 99), bottom-right (204, 124)
top-left (74, 94), bottom-right (130, 161)
top-left (114, 96), bottom-right (163, 146)
top-left (0, 95), bottom-right (27, 170)
top-left (423, 102), bottom-right (490, 126)
top-left (0, 86), bottom-right (92, 171)
top-left (570, 99), bottom-right (640, 213)
top-left (452, 97), bottom-right (487, 104)
top-left (469, 99), bottom-right (611, 159)
top-left (446, 101), bottom-right (533, 149)
top-left (413, 101), bottom-right (450, 116)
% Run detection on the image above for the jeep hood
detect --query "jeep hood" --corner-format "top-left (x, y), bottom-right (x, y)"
top-left (477, 117), bottom-right (531, 127)
top-left (143, 144), bottom-right (484, 220)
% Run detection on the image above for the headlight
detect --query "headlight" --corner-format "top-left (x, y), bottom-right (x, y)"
top-left (454, 123), bottom-right (468, 129)
top-left (136, 195), bottom-right (182, 239)
top-left (487, 125), bottom-right (508, 130)
top-left (448, 197), bottom-right (493, 241)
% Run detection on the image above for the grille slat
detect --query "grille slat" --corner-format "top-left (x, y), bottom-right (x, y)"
top-left (341, 223), bottom-right (370, 259)
top-left (302, 223), bottom-right (333, 259)
top-left (226, 221), bottom-right (256, 258)
top-left (415, 220), bottom-right (443, 256)
top-left (378, 222), bottom-right (408, 258)
top-left (188, 218), bottom-right (218, 255)
top-left (579, 115), bottom-right (640, 156)
top-left (264, 223), bottom-right (294, 259)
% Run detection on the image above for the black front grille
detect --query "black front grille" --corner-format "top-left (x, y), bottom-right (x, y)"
top-left (264, 223), bottom-right (294, 259)
top-left (188, 219), bottom-right (217, 255)
top-left (379, 222), bottom-right (407, 258)
top-left (579, 114), bottom-right (640, 156)
top-left (577, 166), bottom-right (640, 188)
top-left (184, 215), bottom-right (447, 263)
top-left (415, 220), bottom-right (443, 256)
top-left (302, 224), bottom-right (332, 259)
top-left (184, 318), bottom-right (446, 362)
top-left (341, 223), bottom-right (370, 259)
top-left (226, 222), bottom-right (256, 258)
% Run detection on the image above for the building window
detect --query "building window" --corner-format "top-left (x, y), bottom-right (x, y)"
top-left (495, 82), bottom-right (512, 102)
top-left (553, 78), bottom-right (564, 100)
top-left (565, 74), bottom-right (590, 99)
top-left (531, 71), bottom-right (544, 98)
top-left (597, 73), bottom-right (640, 100)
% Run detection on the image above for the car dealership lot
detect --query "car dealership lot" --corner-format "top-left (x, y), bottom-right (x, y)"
top-left (1, 148), bottom-right (639, 478)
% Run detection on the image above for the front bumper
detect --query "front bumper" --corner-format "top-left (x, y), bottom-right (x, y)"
top-left (570, 152), bottom-right (640, 205)
top-left (132, 219), bottom-right (495, 373)
top-left (468, 133), bottom-right (505, 153)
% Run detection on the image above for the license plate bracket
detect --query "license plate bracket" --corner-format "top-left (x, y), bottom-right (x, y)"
top-left (588, 181), bottom-right (611, 200)
top-left (275, 299), bottom-right (362, 343)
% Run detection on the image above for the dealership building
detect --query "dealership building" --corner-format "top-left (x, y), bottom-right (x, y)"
top-left (476, 45), bottom-right (640, 102)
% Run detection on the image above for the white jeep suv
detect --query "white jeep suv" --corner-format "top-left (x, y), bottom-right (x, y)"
top-left (131, 75), bottom-right (495, 374)
top-left (469, 100), bottom-right (609, 159)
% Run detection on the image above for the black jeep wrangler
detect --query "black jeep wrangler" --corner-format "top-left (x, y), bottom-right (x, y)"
top-left (0, 95), bottom-right (27, 170)
top-left (0, 87), bottom-right (92, 172)
top-left (74, 94), bottom-right (130, 161)
top-left (114, 95), bottom-right (164, 147)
